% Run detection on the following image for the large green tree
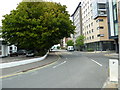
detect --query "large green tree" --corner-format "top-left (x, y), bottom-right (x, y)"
top-left (2, 1), bottom-right (75, 55)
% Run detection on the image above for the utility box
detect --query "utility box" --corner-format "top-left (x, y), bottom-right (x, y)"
top-left (109, 59), bottom-right (118, 82)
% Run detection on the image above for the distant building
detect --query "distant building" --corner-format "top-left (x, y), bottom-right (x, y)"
top-left (71, 2), bottom-right (82, 43)
top-left (0, 26), bottom-right (17, 57)
top-left (71, 2), bottom-right (83, 50)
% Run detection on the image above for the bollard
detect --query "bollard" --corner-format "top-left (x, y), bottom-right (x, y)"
top-left (109, 59), bottom-right (118, 82)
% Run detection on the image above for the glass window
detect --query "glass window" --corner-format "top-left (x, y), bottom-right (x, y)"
top-left (98, 11), bottom-right (107, 15)
top-left (91, 22), bottom-right (93, 26)
top-left (98, 3), bottom-right (106, 9)
top-left (10, 47), bottom-right (12, 50)
top-left (97, 34), bottom-right (104, 37)
top-left (92, 29), bottom-right (94, 32)
top-left (97, 26), bottom-right (104, 30)
top-left (89, 30), bottom-right (91, 33)
top-left (115, 23), bottom-right (118, 36)
top-left (99, 19), bottom-right (104, 22)
top-left (0, 46), bottom-right (1, 50)
top-left (90, 36), bottom-right (91, 39)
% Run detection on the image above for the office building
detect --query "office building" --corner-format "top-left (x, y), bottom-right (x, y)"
top-left (71, 2), bottom-right (83, 50)
top-left (107, 0), bottom-right (119, 53)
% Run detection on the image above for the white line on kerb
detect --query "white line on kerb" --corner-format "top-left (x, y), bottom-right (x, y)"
top-left (53, 61), bottom-right (66, 68)
top-left (91, 59), bottom-right (102, 67)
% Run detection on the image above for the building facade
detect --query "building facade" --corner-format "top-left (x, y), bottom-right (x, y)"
top-left (71, 2), bottom-right (83, 50)
top-left (117, 0), bottom-right (120, 55)
top-left (80, 0), bottom-right (115, 51)
top-left (107, 0), bottom-right (119, 53)
top-left (0, 26), bottom-right (17, 57)
top-left (71, 2), bottom-right (82, 43)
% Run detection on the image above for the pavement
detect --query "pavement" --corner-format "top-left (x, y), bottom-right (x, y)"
top-left (0, 52), bottom-right (59, 78)
top-left (104, 53), bottom-right (119, 59)
top-left (103, 52), bottom-right (119, 89)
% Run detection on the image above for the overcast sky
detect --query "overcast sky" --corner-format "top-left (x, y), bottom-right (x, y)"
top-left (0, 0), bottom-right (81, 26)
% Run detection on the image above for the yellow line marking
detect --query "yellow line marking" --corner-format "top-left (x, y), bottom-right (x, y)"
top-left (0, 53), bottom-right (60, 79)
top-left (0, 72), bottom-right (23, 79)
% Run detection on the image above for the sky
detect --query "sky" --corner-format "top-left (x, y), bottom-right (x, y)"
top-left (0, 0), bottom-right (81, 26)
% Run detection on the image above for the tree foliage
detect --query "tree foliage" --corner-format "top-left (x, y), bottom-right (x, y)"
top-left (75, 35), bottom-right (85, 46)
top-left (66, 40), bottom-right (74, 46)
top-left (2, 1), bottom-right (75, 55)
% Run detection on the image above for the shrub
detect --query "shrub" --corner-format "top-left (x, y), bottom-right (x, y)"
top-left (87, 48), bottom-right (94, 52)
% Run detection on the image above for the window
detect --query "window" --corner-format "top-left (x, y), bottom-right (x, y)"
top-left (89, 24), bottom-right (90, 27)
top-left (0, 46), bottom-right (1, 55)
top-left (97, 26), bottom-right (104, 30)
top-left (91, 16), bottom-right (93, 19)
top-left (0, 46), bottom-right (1, 50)
top-left (89, 30), bottom-right (91, 33)
top-left (98, 3), bottom-right (106, 9)
top-left (92, 29), bottom-right (94, 32)
top-left (96, 19), bottom-right (104, 22)
top-left (99, 19), bottom-right (104, 22)
top-left (10, 47), bottom-right (12, 50)
top-left (98, 11), bottom-right (107, 15)
top-left (90, 3), bottom-right (92, 7)
top-left (91, 22), bottom-right (93, 26)
top-left (97, 34), bottom-right (104, 37)
top-left (90, 36), bottom-right (91, 39)
top-left (92, 36), bottom-right (94, 39)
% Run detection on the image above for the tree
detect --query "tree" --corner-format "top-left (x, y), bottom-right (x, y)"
top-left (66, 40), bottom-right (74, 46)
top-left (75, 35), bottom-right (85, 51)
top-left (2, 1), bottom-right (75, 55)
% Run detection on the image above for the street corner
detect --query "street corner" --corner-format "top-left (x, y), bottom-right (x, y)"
top-left (102, 80), bottom-right (118, 89)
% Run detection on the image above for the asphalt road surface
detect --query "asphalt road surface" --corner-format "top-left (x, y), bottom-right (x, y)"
top-left (2, 51), bottom-right (110, 88)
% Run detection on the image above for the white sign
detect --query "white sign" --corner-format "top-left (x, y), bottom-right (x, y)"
top-left (109, 59), bottom-right (118, 82)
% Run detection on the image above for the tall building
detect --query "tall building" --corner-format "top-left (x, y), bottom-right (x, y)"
top-left (71, 2), bottom-right (82, 43)
top-left (117, 0), bottom-right (120, 54)
top-left (71, 2), bottom-right (83, 50)
top-left (81, 0), bottom-right (115, 51)
top-left (107, 0), bottom-right (119, 53)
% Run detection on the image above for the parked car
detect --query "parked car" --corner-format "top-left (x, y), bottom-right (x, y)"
top-left (17, 50), bottom-right (27, 55)
top-left (9, 52), bottom-right (18, 57)
top-left (67, 46), bottom-right (74, 51)
top-left (26, 50), bottom-right (35, 57)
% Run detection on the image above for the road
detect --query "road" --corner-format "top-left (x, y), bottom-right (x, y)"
top-left (2, 51), bottom-right (110, 88)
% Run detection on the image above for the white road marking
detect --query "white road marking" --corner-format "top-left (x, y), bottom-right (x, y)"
top-left (53, 61), bottom-right (66, 68)
top-left (91, 59), bottom-right (102, 67)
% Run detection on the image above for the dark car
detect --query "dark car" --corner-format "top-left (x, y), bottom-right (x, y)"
top-left (26, 50), bottom-right (35, 57)
top-left (17, 50), bottom-right (27, 55)
top-left (9, 52), bottom-right (18, 57)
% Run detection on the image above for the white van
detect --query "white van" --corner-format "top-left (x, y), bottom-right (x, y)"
top-left (67, 46), bottom-right (74, 51)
